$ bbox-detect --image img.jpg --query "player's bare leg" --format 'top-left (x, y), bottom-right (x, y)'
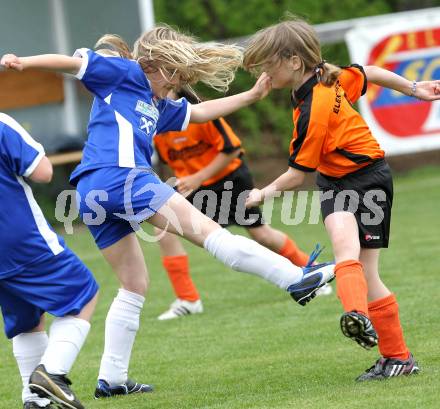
top-left (94, 235), bottom-right (153, 398)
top-left (325, 212), bottom-right (377, 349)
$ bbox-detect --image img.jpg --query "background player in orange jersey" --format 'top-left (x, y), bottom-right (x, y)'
top-left (243, 15), bottom-right (440, 381)
top-left (153, 89), bottom-right (331, 320)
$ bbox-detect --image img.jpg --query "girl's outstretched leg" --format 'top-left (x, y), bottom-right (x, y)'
top-left (148, 193), bottom-right (334, 305)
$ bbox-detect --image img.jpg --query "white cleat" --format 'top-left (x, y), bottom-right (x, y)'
top-left (288, 262), bottom-right (335, 306)
top-left (157, 298), bottom-right (204, 320)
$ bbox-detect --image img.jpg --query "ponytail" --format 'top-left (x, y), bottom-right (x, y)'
top-left (94, 25), bottom-right (242, 93)
top-left (316, 62), bottom-right (342, 87)
top-left (94, 34), bottom-right (133, 59)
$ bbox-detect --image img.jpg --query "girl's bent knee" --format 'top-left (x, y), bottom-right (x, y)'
top-left (121, 279), bottom-right (149, 296)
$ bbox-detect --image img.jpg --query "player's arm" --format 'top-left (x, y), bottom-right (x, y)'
top-left (190, 73), bottom-right (272, 123)
top-left (1, 53), bottom-right (82, 75)
top-left (364, 65), bottom-right (440, 101)
top-left (29, 156), bottom-right (53, 183)
top-left (245, 167), bottom-right (305, 208)
top-left (176, 150), bottom-right (241, 196)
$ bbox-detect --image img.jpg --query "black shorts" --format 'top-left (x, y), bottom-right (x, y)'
top-left (316, 159), bottom-right (393, 248)
top-left (186, 163), bottom-right (264, 228)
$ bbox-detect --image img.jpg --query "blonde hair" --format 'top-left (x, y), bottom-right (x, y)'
top-left (243, 15), bottom-right (341, 87)
top-left (95, 24), bottom-right (243, 93)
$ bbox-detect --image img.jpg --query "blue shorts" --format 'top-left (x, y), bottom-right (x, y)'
top-left (0, 247), bottom-right (98, 339)
top-left (76, 167), bottom-right (175, 249)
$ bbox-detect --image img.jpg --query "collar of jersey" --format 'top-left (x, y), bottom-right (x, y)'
top-left (291, 75), bottom-right (318, 108)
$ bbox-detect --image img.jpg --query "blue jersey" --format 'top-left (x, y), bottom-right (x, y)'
top-left (0, 113), bottom-right (65, 278)
top-left (70, 49), bottom-right (191, 185)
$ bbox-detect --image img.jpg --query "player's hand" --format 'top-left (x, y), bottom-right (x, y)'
top-left (250, 72), bottom-right (272, 101)
top-left (245, 188), bottom-right (264, 208)
top-left (176, 174), bottom-right (203, 197)
top-left (0, 54), bottom-right (24, 71)
top-left (413, 80), bottom-right (440, 101)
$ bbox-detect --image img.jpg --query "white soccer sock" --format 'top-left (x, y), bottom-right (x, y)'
top-left (13, 331), bottom-right (51, 406)
top-left (40, 317), bottom-right (91, 375)
top-left (98, 288), bottom-right (145, 386)
top-left (204, 228), bottom-right (303, 289)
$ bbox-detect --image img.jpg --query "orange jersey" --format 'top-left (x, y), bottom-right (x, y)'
top-left (289, 65), bottom-right (384, 178)
top-left (154, 118), bottom-right (243, 186)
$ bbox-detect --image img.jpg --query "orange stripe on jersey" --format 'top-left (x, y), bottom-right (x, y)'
top-left (289, 65), bottom-right (384, 178)
top-left (154, 118), bottom-right (243, 186)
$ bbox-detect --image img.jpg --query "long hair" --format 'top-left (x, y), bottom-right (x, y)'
top-left (95, 24), bottom-right (242, 93)
top-left (176, 87), bottom-right (203, 104)
top-left (243, 15), bottom-right (341, 87)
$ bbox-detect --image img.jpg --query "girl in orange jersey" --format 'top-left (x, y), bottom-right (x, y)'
top-left (243, 16), bottom-right (440, 381)
top-left (154, 89), bottom-right (330, 320)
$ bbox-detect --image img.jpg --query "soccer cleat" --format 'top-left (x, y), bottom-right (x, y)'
top-left (340, 311), bottom-right (378, 350)
top-left (29, 364), bottom-right (83, 409)
top-left (94, 378), bottom-right (154, 398)
top-left (356, 353), bottom-right (420, 381)
top-left (287, 262), bottom-right (335, 306)
top-left (24, 402), bottom-right (54, 409)
top-left (292, 243), bottom-right (333, 301)
top-left (157, 298), bottom-right (203, 320)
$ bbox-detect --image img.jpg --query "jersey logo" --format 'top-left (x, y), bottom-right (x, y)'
top-left (333, 81), bottom-right (343, 114)
top-left (139, 116), bottom-right (156, 135)
top-left (168, 140), bottom-right (211, 161)
top-left (135, 100), bottom-right (159, 122)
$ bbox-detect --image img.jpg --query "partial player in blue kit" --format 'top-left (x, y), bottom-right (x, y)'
top-left (1, 24), bottom-right (334, 400)
top-left (0, 113), bottom-right (99, 409)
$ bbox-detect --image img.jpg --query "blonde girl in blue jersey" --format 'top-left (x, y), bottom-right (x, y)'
top-left (1, 25), bottom-right (334, 399)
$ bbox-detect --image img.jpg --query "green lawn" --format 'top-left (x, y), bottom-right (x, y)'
top-left (1, 165), bottom-right (440, 409)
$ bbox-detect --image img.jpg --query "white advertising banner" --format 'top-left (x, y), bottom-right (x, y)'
top-left (346, 13), bottom-right (440, 155)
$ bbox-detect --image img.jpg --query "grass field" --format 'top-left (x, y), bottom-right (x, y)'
top-left (1, 165), bottom-right (440, 409)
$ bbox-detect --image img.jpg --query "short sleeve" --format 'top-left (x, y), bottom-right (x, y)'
top-left (205, 119), bottom-right (241, 153)
top-left (338, 64), bottom-right (367, 104)
top-left (288, 110), bottom-right (327, 172)
top-left (156, 97), bottom-right (191, 134)
top-left (74, 48), bottom-right (130, 99)
top-left (0, 114), bottom-right (45, 177)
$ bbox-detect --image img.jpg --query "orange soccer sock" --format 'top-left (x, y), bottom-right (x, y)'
top-left (278, 235), bottom-right (309, 267)
top-left (335, 260), bottom-right (368, 316)
top-left (368, 294), bottom-right (410, 360)
top-left (162, 255), bottom-right (200, 302)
